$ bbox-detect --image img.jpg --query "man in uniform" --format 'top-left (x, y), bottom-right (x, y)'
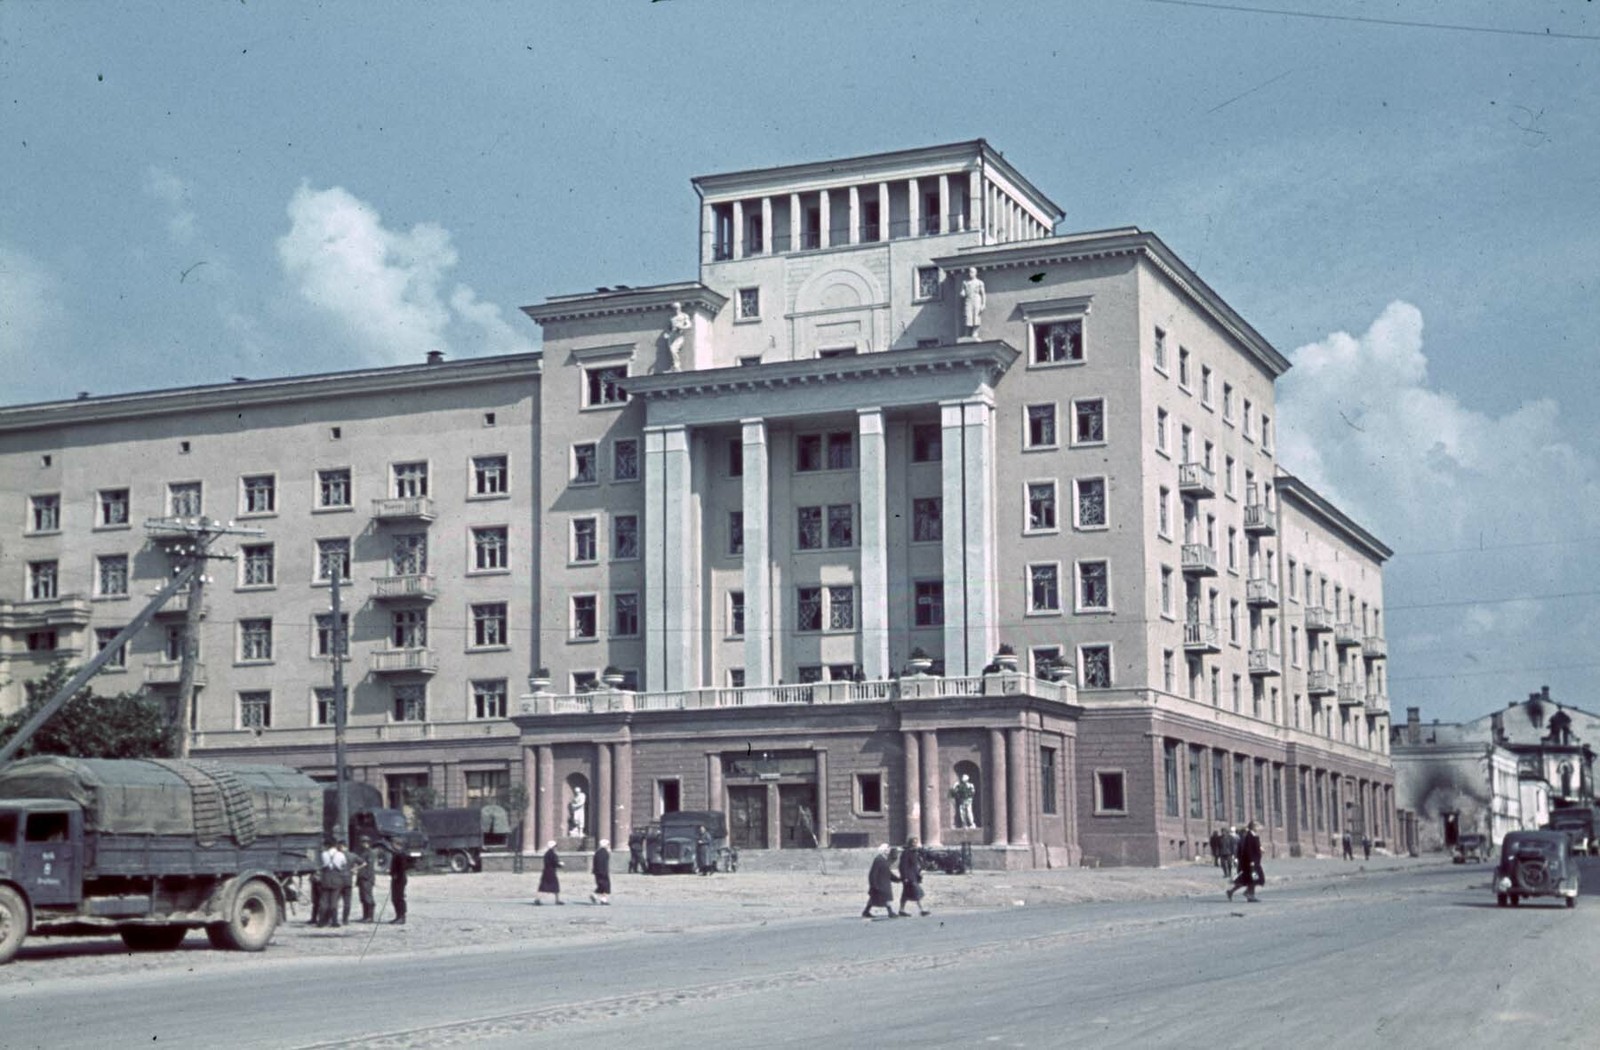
top-left (353, 836), bottom-right (378, 922)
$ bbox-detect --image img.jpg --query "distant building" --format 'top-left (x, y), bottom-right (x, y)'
top-left (1, 140), bottom-right (1396, 865)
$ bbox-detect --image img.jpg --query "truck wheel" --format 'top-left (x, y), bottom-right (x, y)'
top-left (208, 879), bottom-right (280, 952)
top-left (120, 926), bottom-right (189, 952)
top-left (0, 886), bottom-right (28, 965)
top-left (449, 850), bottom-right (472, 874)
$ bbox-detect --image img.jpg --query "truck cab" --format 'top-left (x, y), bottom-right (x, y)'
top-left (0, 801), bottom-right (85, 908)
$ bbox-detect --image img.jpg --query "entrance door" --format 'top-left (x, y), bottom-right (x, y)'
top-left (727, 786), bottom-right (767, 850)
top-left (779, 784), bottom-right (818, 849)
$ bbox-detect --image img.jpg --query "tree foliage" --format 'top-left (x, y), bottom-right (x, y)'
top-left (0, 662), bottom-right (174, 760)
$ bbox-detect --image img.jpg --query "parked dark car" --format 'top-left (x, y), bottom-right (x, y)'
top-left (644, 810), bottom-right (737, 874)
top-left (1494, 830), bottom-right (1579, 908)
top-left (1453, 834), bottom-right (1487, 864)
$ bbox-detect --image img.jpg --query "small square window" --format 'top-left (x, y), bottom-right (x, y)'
top-left (1073, 399), bottom-right (1106, 445)
top-left (1031, 319), bottom-right (1083, 365)
top-left (1025, 404), bottom-right (1057, 449)
top-left (473, 455), bottom-right (509, 496)
top-left (239, 691), bottom-right (272, 730)
top-left (483, 412), bottom-right (497, 427)
top-left (915, 266), bottom-right (942, 301)
top-left (28, 494), bottom-right (60, 533)
top-left (472, 526), bottom-right (509, 571)
top-left (472, 679), bottom-right (508, 719)
top-left (856, 773), bottom-right (885, 814)
top-left (470, 603), bottom-right (508, 648)
top-left (318, 469), bottom-right (352, 509)
top-left (98, 488), bottom-right (130, 527)
top-left (586, 365), bottom-right (628, 407)
top-left (737, 287), bottom-right (761, 320)
top-left (241, 474), bottom-right (276, 515)
top-left (1095, 770), bottom-right (1126, 814)
top-left (911, 424), bottom-right (941, 462)
top-left (1028, 563), bottom-right (1061, 613)
top-left (392, 462), bottom-right (428, 499)
top-left (168, 481), bottom-right (203, 518)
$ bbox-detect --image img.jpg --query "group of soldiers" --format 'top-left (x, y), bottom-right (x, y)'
top-left (308, 836), bottom-right (410, 927)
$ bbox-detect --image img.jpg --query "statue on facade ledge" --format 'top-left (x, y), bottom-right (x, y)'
top-left (950, 773), bottom-right (977, 828)
top-left (960, 268), bottom-right (986, 339)
top-left (662, 302), bottom-right (692, 371)
top-left (568, 785), bottom-right (587, 836)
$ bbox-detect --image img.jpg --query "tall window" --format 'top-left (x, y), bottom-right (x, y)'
top-left (315, 613), bottom-right (350, 657)
top-left (826, 504), bottom-right (854, 548)
top-left (1040, 747), bottom-right (1058, 814)
top-left (797, 506), bottom-right (822, 550)
top-left (1075, 477), bottom-right (1107, 528)
top-left (392, 462), bottom-right (428, 499)
top-left (239, 618), bottom-right (273, 661)
top-left (239, 691), bottom-right (272, 729)
top-left (728, 511), bottom-right (744, 555)
top-left (571, 444), bottom-right (597, 484)
top-left (317, 538), bottom-right (351, 582)
top-left (613, 515), bottom-right (639, 560)
top-left (612, 439), bottom-right (639, 481)
top-left (915, 581), bottom-right (944, 626)
top-left (240, 544), bottom-right (275, 586)
top-left (29, 494), bottom-right (60, 532)
top-left (1026, 404), bottom-right (1057, 448)
top-left (169, 481), bottom-right (203, 517)
top-left (473, 455), bottom-right (508, 496)
top-left (586, 365), bottom-right (628, 406)
top-left (96, 554), bottom-right (129, 597)
top-left (1029, 564), bottom-right (1061, 613)
top-left (392, 533), bottom-right (427, 575)
top-left (1153, 326), bottom-right (1168, 371)
top-left (572, 518), bottom-right (597, 563)
top-left (472, 679), bottom-right (508, 719)
top-left (391, 609), bottom-right (427, 649)
top-left (571, 596), bottom-right (597, 640)
top-left (1164, 741), bottom-right (1180, 817)
top-left (99, 488), bottom-right (130, 527)
top-left (471, 602), bottom-right (508, 648)
top-left (1189, 746), bottom-right (1206, 819)
top-left (1027, 482), bottom-right (1058, 531)
top-left (614, 592), bottom-right (640, 637)
top-left (828, 585), bottom-right (855, 630)
top-left (913, 498), bottom-right (941, 542)
top-left (95, 627), bottom-right (127, 669)
top-left (728, 591), bottom-right (745, 636)
top-left (826, 432), bottom-right (854, 470)
top-left (1077, 560), bottom-right (1110, 610)
top-left (318, 469), bottom-right (351, 508)
top-left (1081, 645), bottom-right (1112, 688)
top-left (1158, 485), bottom-right (1171, 537)
top-left (242, 474), bottom-right (276, 514)
top-left (1074, 399), bottom-right (1106, 444)
top-left (795, 434), bottom-right (823, 472)
top-left (796, 587), bottom-right (823, 631)
top-left (472, 527), bottom-right (508, 571)
top-left (393, 684), bottom-right (426, 723)
top-left (1178, 347), bottom-right (1191, 388)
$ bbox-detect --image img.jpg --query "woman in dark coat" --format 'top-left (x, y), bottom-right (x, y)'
top-left (590, 839), bottom-right (612, 905)
top-left (695, 825), bottom-right (713, 875)
top-left (897, 836), bottom-right (930, 916)
top-left (536, 839), bottom-right (564, 905)
top-left (1226, 820), bottom-right (1264, 902)
top-left (387, 846), bottom-right (409, 925)
top-left (861, 843), bottom-right (900, 920)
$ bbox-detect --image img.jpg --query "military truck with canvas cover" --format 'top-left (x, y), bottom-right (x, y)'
top-left (0, 756), bottom-right (322, 963)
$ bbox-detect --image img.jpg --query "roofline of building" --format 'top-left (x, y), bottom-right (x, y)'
top-left (0, 352), bottom-right (543, 433)
top-left (936, 227), bottom-right (1291, 378)
top-left (1275, 471), bottom-right (1393, 562)
top-left (522, 282), bottom-right (728, 326)
top-left (692, 139), bottom-right (1065, 223)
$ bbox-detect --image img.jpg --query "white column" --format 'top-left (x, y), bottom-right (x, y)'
top-left (967, 169), bottom-right (981, 232)
top-left (701, 202), bottom-right (715, 264)
top-left (645, 425), bottom-right (695, 691)
top-left (908, 178), bottom-right (921, 237)
top-left (939, 402), bottom-right (968, 672)
top-left (760, 197), bottom-right (773, 255)
top-left (645, 427), bottom-right (668, 689)
top-left (732, 200), bottom-right (745, 259)
top-left (789, 192), bottom-right (801, 252)
top-left (961, 398), bottom-right (996, 674)
top-left (741, 419), bottom-right (773, 686)
top-left (877, 181), bottom-right (890, 241)
top-left (938, 174), bottom-right (950, 234)
top-left (858, 409), bottom-right (889, 680)
top-left (848, 185), bottom-right (860, 245)
top-left (818, 188), bottom-right (831, 249)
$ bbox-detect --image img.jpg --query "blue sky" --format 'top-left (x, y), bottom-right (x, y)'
top-left (3, 1), bottom-right (1597, 725)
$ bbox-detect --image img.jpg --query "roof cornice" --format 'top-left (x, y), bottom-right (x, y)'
top-left (1276, 471), bottom-right (1393, 562)
top-left (522, 282), bottom-right (727, 327)
top-left (936, 228), bottom-right (1292, 378)
top-left (0, 353), bottom-right (542, 434)
top-left (621, 341), bottom-right (1020, 402)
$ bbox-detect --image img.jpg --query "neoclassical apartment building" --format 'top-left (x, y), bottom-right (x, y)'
top-left (0, 141), bottom-right (1394, 865)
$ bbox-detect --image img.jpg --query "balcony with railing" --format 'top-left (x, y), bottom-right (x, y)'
top-left (1363, 635), bottom-right (1388, 659)
top-left (150, 589), bottom-right (204, 617)
top-left (1243, 503), bottom-right (1277, 535)
top-left (1364, 688), bottom-right (1389, 713)
top-left (1337, 680), bottom-right (1364, 706)
top-left (1334, 622), bottom-right (1362, 648)
top-left (1306, 669), bottom-right (1335, 696)
top-left (371, 647), bottom-right (439, 676)
top-left (518, 671), bottom-right (1074, 716)
top-left (1305, 606), bottom-right (1333, 633)
top-left (1246, 578), bottom-right (1280, 608)
top-left (1184, 621), bottom-right (1220, 653)
top-left (143, 661), bottom-right (206, 686)
top-left (371, 574), bottom-right (439, 602)
top-left (371, 496), bottom-right (436, 523)
top-left (1248, 649), bottom-right (1281, 677)
top-left (1181, 544), bottom-right (1219, 577)
top-left (1178, 462), bottom-right (1216, 499)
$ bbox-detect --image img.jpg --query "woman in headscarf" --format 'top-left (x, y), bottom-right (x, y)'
top-left (898, 836), bottom-right (930, 916)
top-left (861, 843), bottom-right (900, 920)
top-left (536, 839), bottom-right (564, 905)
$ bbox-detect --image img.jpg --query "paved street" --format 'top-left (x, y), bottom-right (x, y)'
top-left (2, 857), bottom-right (1596, 1049)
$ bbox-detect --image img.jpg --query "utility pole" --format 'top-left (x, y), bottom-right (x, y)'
top-left (146, 516), bottom-right (264, 758)
top-left (331, 564), bottom-right (351, 841)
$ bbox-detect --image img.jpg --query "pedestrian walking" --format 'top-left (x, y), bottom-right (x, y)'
top-left (898, 836), bottom-right (930, 916)
top-left (1342, 831), bottom-right (1354, 860)
top-left (1361, 833), bottom-right (1372, 861)
top-left (535, 840), bottom-right (564, 905)
top-left (1220, 825), bottom-right (1238, 880)
top-left (387, 845), bottom-right (410, 925)
top-left (1226, 820), bottom-right (1265, 903)
top-left (695, 824), bottom-right (712, 876)
top-left (627, 828), bottom-right (647, 874)
top-left (353, 835), bottom-right (377, 922)
top-left (591, 839), bottom-right (612, 905)
top-left (861, 843), bottom-right (900, 920)
top-left (1209, 828), bottom-right (1224, 868)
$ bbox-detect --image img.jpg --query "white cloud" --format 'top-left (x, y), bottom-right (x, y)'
top-left (276, 184), bottom-right (534, 365)
top-left (0, 243), bottom-right (66, 373)
top-left (143, 166), bottom-right (197, 244)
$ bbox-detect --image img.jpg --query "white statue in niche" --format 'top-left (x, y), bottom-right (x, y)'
top-left (960, 268), bottom-right (986, 338)
top-left (663, 302), bottom-right (691, 371)
top-left (568, 785), bottom-right (587, 836)
top-left (950, 773), bottom-right (977, 828)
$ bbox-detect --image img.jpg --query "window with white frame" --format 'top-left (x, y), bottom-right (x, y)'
top-left (613, 515), bottom-right (639, 560)
top-left (391, 608), bottom-right (427, 649)
top-left (1027, 481), bottom-right (1058, 531)
top-left (728, 591), bottom-right (745, 636)
top-left (392, 462), bottom-right (428, 499)
top-left (471, 602), bottom-right (508, 648)
top-left (572, 518), bottom-right (597, 563)
top-left (586, 364), bottom-right (628, 407)
top-left (1154, 326), bottom-right (1168, 372)
top-left (168, 481), bottom-right (203, 518)
top-left (29, 494), bottom-right (60, 533)
top-left (95, 626), bottom-right (127, 669)
top-left (1158, 485), bottom-right (1172, 538)
top-left (241, 474), bottom-right (276, 514)
top-left (472, 679), bottom-right (508, 719)
top-left (1095, 769), bottom-right (1126, 814)
top-left (614, 592), bottom-right (640, 637)
top-left (1025, 404), bottom-right (1057, 448)
top-left (796, 586), bottom-right (823, 632)
top-left (571, 444), bottom-right (598, 485)
top-left (1201, 365), bottom-right (1213, 406)
top-left (96, 554), bottom-right (129, 597)
top-left (1243, 398), bottom-right (1254, 439)
top-left (316, 538), bottom-right (351, 582)
top-left (472, 526), bottom-right (509, 571)
top-left (1160, 566), bottom-right (1174, 618)
top-left (912, 498), bottom-right (941, 542)
top-left (1080, 645), bottom-right (1113, 688)
top-left (914, 580), bottom-right (944, 626)
top-left (1261, 414), bottom-right (1273, 451)
top-left (736, 287), bottom-right (760, 320)
top-left (1031, 318), bottom-right (1083, 365)
top-left (1077, 560), bottom-right (1110, 611)
top-left (317, 690), bottom-right (342, 727)
top-left (1178, 347), bottom-right (1191, 389)
top-left (315, 612), bottom-right (350, 657)
top-left (1156, 408), bottom-right (1169, 454)
top-left (1222, 383), bottom-right (1234, 422)
top-left (392, 683), bottom-right (426, 722)
top-left (612, 439), bottom-right (639, 481)
top-left (1028, 563), bottom-right (1061, 613)
top-left (915, 266), bottom-right (942, 301)
top-left (1073, 398), bottom-right (1105, 444)
top-left (1225, 456), bottom-right (1236, 498)
top-left (1075, 477), bottom-right (1107, 529)
top-left (829, 585), bottom-right (855, 630)
top-left (571, 595), bottom-right (597, 640)
top-left (240, 544), bottom-right (275, 587)
top-left (99, 488), bottom-right (130, 527)
top-left (239, 691), bottom-right (272, 730)
top-left (318, 469), bottom-right (351, 509)
top-left (472, 455), bottom-right (508, 496)
top-left (239, 618), bottom-right (273, 662)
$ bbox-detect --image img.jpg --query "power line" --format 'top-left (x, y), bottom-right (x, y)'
top-left (1391, 536), bottom-right (1600, 558)
top-left (1388, 660), bottom-right (1600, 685)
top-left (1387, 588), bottom-right (1600, 613)
top-left (1143, 0), bottom-right (1600, 42)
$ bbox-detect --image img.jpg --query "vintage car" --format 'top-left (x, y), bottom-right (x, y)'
top-left (1494, 830), bottom-right (1579, 908)
top-left (643, 810), bottom-right (738, 874)
top-left (1453, 834), bottom-right (1488, 864)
